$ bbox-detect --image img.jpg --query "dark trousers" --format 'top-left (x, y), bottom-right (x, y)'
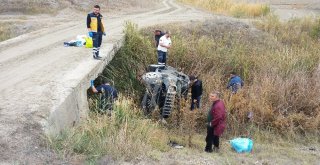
top-left (157, 50), bottom-right (167, 64)
top-left (92, 32), bottom-right (103, 56)
top-left (205, 126), bottom-right (220, 151)
top-left (191, 96), bottom-right (201, 110)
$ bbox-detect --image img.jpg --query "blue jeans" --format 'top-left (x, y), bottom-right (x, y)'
top-left (157, 50), bottom-right (167, 64)
top-left (92, 32), bottom-right (103, 48)
top-left (191, 96), bottom-right (201, 110)
top-left (92, 32), bottom-right (103, 57)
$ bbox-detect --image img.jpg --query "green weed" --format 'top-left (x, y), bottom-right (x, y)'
top-left (102, 22), bottom-right (155, 97)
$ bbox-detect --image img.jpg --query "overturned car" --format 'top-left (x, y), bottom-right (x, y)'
top-left (141, 64), bottom-right (190, 118)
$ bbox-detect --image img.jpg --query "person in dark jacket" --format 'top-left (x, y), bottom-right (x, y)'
top-left (91, 77), bottom-right (118, 112)
top-left (190, 75), bottom-right (203, 110)
top-left (154, 29), bottom-right (165, 47)
top-left (205, 91), bottom-right (226, 153)
top-left (87, 5), bottom-right (106, 59)
top-left (227, 71), bottom-right (244, 94)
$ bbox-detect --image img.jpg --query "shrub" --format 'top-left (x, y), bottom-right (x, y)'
top-left (136, 19), bottom-right (320, 138)
top-left (103, 22), bottom-right (155, 96)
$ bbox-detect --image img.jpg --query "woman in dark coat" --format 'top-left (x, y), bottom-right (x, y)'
top-left (205, 91), bottom-right (227, 153)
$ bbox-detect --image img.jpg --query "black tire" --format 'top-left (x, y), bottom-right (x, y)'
top-left (142, 93), bottom-right (155, 115)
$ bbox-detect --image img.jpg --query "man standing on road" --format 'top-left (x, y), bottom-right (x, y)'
top-left (157, 31), bottom-right (171, 65)
top-left (190, 75), bottom-right (203, 110)
top-left (205, 91), bottom-right (226, 153)
top-left (87, 5), bottom-right (106, 59)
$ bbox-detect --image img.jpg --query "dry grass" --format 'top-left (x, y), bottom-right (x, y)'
top-left (49, 95), bottom-right (169, 162)
top-left (0, 0), bottom-right (67, 14)
top-left (0, 22), bottom-right (38, 42)
top-left (141, 16), bottom-right (320, 139)
top-left (177, 0), bottom-right (270, 18)
top-left (0, 23), bottom-right (12, 42)
top-left (50, 20), bottom-right (320, 162)
top-left (103, 19), bottom-right (320, 142)
top-left (220, 140), bottom-right (319, 164)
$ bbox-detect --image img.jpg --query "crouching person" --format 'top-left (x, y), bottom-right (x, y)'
top-left (91, 77), bottom-right (118, 114)
top-left (205, 91), bottom-right (226, 153)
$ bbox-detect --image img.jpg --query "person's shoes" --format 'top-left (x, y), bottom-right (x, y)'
top-left (93, 54), bottom-right (102, 59)
top-left (205, 148), bottom-right (213, 153)
top-left (95, 51), bottom-right (102, 59)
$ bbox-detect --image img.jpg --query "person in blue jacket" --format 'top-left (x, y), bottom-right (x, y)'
top-left (91, 77), bottom-right (118, 112)
top-left (227, 72), bottom-right (244, 94)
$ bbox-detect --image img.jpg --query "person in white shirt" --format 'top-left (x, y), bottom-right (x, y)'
top-left (157, 31), bottom-right (172, 65)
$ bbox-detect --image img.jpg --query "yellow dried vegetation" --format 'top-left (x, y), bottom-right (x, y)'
top-left (178, 0), bottom-right (270, 17)
top-left (0, 24), bottom-right (11, 42)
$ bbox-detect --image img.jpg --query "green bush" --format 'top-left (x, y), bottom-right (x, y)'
top-left (103, 22), bottom-right (155, 97)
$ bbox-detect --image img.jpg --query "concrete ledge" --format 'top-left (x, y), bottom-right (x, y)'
top-left (45, 36), bottom-right (125, 136)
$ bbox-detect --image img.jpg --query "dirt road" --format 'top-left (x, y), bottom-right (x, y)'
top-left (0, 0), bottom-right (214, 163)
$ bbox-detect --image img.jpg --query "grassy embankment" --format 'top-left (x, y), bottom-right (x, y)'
top-left (177, 0), bottom-right (270, 18)
top-left (49, 16), bottom-right (320, 163)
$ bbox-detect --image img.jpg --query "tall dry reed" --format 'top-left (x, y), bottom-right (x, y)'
top-left (178, 0), bottom-right (270, 18)
top-left (141, 17), bottom-right (320, 139)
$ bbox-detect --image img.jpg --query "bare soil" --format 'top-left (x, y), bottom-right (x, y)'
top-left (0, 0), bottom-right (319, 164)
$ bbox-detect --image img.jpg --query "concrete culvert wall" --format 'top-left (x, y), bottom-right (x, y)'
top-left (45, 37), bottom-right (124, 136)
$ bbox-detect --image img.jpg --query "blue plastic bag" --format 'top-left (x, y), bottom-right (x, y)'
top-left (230, 138), bottom-right (253, 153)
top-left (76, 40), bottom-right (83, 47)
